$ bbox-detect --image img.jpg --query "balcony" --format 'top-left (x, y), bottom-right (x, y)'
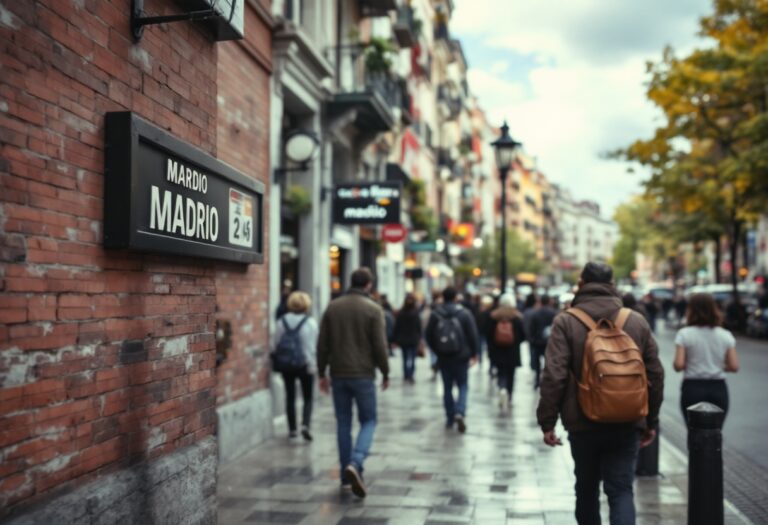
top-left (358, 0), bottom-right (397, 17)
top-left (437, 83), bottom-right (462, 120)
top-left (397, 78), bottom-right (413, 124)
top-left (434, 20), bottom-right (449, 41)
top-left (393, 6), bottom-right (418, 48)
top-left (326, 44), bottom-right (400, 133)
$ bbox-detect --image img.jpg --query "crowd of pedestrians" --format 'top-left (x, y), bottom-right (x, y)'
top-left (268, 261), bottom-right (741, 524)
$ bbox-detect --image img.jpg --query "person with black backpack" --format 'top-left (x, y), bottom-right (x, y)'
top-left (425, 286), bottom-right (479, 433)
top-left (271, 291), bottom-right (318, 441)
top-left (486, 293), bottom-right (525, 411)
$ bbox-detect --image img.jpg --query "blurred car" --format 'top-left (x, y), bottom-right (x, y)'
top-left (642, 285), bottom-right (675, 301)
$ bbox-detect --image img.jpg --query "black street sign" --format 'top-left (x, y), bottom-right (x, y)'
top-left (104, 112), bottom-right (264, 264)
top-left (332, 182), bottom-right (402, 225)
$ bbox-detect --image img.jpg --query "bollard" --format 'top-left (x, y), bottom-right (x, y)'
top-left (687, 402), bottom-right (725, 525)
top-left (635, 426), bottom-right (660, 476)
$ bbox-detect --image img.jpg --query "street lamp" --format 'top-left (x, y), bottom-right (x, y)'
top-left (491, 121), bottom-right (522, 295)
top-left (273, 129), bottom-right (320, 181)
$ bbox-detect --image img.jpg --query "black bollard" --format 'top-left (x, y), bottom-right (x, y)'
top-left (687, 402), bottom-right (725, 525)
top-left (635, 426), bottom-right (660, 476)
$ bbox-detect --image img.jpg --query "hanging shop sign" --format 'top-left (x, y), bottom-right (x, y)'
top-left (407, 240), bottom-right (437, 252)
top-left (332, 182), bottom-right (402, 225)
top-left (103, 112), bottom-right (264, 264)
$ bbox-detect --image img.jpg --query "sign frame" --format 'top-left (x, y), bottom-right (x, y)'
top-left (104, 111), bottom-right (264, 264)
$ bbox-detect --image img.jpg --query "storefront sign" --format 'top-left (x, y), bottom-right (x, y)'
top-left (103, 112), bottom-right (264, 264)
top-left (381, 224), bottom-right (407, 243)
top-left (407, 241), bottom-right (437, 252)
top-left (332, 182), bottom-right (402, 225)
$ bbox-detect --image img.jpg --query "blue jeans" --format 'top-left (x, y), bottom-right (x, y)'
top-left (331, 378), bottom-right (377, 483)
top-left (402, 345), bottom-right (417, 380)
top-left (568, 429), bottom-right (640, 525)
top-left (439, 359), bottom-right (468, 424)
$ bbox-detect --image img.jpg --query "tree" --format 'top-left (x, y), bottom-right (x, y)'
top-left (616, 0), bottom-right (768, 320)
top-left (611, 196), bottom-right (675, 280)
top-left (463, 230), bottom-right (543, 281)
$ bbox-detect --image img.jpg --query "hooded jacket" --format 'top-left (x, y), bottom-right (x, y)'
top-left (486, 306), bottom-right (526, 367)
top-left (536, 282), bottom-right (664, 433)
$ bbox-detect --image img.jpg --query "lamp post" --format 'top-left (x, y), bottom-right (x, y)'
top-left (491, 121), bottom-right (521, 295)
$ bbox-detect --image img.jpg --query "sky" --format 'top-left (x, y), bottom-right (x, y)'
top-left (451, 0), bottom-right (714, 218)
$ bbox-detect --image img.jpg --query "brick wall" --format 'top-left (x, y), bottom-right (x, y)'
top-left (214, 2), bottom-right (272, 406)
top-left (0, 0), bottom-right (224, 515)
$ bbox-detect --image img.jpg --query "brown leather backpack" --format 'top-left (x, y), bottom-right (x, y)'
top-left (567, 307), bottom-right (649, 423)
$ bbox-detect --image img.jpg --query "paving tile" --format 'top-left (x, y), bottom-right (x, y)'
top-left (218, 352), bottom-right (710, 525)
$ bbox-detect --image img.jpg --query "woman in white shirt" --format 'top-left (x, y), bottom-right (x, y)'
top-left (273, 291), bottom-right (318, 440)
top-left (674, 293), bottom-right (740, 423)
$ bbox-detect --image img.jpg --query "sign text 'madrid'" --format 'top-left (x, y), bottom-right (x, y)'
top-left (104, 111), bottom-right (264, 264)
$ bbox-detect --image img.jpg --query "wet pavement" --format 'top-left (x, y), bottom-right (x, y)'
top-left (218, 350), bottom-right (752, 524)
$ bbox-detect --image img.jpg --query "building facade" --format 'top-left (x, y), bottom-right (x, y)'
top-left (0, 0), bottom-right (272, 522)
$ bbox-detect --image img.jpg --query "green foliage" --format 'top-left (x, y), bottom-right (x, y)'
top-left (615, 0), bottom-right (768, 289)
top-left (285, 185), bottom-right (312, 216)
top-left (364, 37), bottom-right (396, 73)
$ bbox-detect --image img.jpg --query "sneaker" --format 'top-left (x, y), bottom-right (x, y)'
top-left (301, 426), bottom-right (313, 442)
top-left (289, 430), bottom-right (298, 439)
top-left (455, 414), bottom-right (466, 434)
top-left (498, 389), bottom-right (508, 410)
top-left (344, 464), bottom-right (367, 498)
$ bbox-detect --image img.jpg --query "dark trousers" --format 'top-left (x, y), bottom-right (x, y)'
top-left (401, 345), bottom-right (417, 380)
top-left (531, 344), bottom-right (546, 388)
top-left (569, 429), bottom-right (640, 525)
top-left (439, 359), bottom-right (469, 424)
top-left (680, 379), bottom-right (729, 423)
top-left (496, 364), bottom-right (516, 397)
top-left (282, 370), bottom-right (314, 432)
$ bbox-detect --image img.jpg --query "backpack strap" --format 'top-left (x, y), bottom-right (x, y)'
top-left (283, 315), bottom-right (309, 333)
top-left (566, 307), bottom-right (597, 330)
top-left (614, 308), bottom-right (631, 330)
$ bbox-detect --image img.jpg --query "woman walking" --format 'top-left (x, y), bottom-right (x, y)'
top-left (673, 293), bottom-right (740, 423)
top-left (393, 293), bottom-right (423, 384)
top-left (274, 291), bottom-right (318, 440)
top-left (486, 294), bottom-right (526, 410)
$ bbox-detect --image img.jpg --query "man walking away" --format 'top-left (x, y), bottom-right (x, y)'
top-left (537, 262), bottom-right (664, 525)
top-left (426, 287), bottom-right (479, 433)
top-left (317, 267), bottom-right (390, 498)
top-left (529, 295), bottom-right (558, 389)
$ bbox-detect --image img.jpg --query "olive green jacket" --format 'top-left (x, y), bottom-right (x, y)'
top-left (317, 289), bottom-right (390, 380)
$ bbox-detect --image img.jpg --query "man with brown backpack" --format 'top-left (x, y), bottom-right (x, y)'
top-left (536, 262), bottom-right (664, 525)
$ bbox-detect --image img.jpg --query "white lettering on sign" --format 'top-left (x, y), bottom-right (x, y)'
top-left (150, 185), bottom-right (219, 241)
top-left (343, 205), bottom-right (388, 219)
top-left (166, 158), bottom-right (208, 194)
top-left (228, 188), bottom-right (253, 248)
top-left (336, 184), bottom-right (400, 200)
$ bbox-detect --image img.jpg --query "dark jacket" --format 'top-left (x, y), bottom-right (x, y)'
top-left (486, 306), bottom-right (526, 367)
top-left (529, 306), bottom-right (558, 348)
top-left (317, 289), bottom-right (390, 380)
top-left (536, 282), bottom-right (664, 433)
top-left (393, 308), bottom-right (422, 347)
top-left (425, 303), bottom-right (479, 362)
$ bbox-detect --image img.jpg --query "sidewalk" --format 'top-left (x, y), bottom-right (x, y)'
top-left (218, 352), bottom-right (749, 525)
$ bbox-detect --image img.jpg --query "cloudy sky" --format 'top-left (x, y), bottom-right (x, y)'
top-left (452, 0), bottom-right (713, 218)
